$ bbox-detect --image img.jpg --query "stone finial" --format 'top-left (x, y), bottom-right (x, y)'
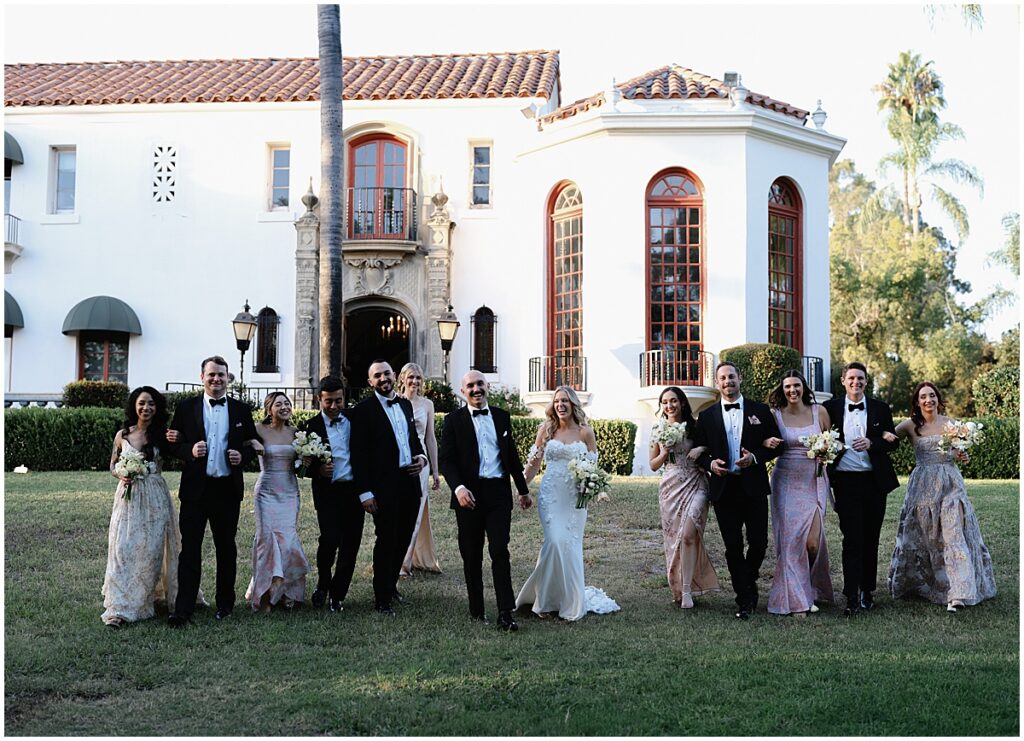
top-left (729, 73), bottom-right (748, 109)
top-left (604, 77), bottom-right (621, 107)
top-left (811, 100), bottom-right (827, 129)
top-left (429, 179), bottom-right (450, 225)
top-left (301, 178), bottom-right (319, 212)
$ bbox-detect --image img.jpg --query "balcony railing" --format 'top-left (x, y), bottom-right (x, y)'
top-left (5, 213), bottom-right (20, 244)
top-left (802, 355), bottom-right (825, 394)
top-left (528, 355), bottom-right (588, 393)
top-left (165, 383), bottom-right (319, 410)
top-left (639, 348), bottom-right (715, 387)
top-left (347, 187), bottom-right (417, 241)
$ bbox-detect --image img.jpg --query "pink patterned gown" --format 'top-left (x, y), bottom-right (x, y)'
top-left (767, 408), bottom-right (835, 614)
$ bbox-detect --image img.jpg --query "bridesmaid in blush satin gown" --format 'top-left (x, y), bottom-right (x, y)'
top-left (397, 362), bottom-right (442, 575)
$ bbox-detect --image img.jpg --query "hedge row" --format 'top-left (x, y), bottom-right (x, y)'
top-left (887, 416), bottom-right (1020, 479)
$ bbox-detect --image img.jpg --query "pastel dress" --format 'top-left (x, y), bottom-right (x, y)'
top-left (515, 440), bottom-right (620, 621)
top-left (888, 435), bottom-right (996, 606)
top-left (401, 398), bottom-right (442, 575)
top-left (767, 408), bottom-right (835, 615)
top-left (657, 436), bottom-right (720, 602)
top-left (102, 442), bottom-right (198, 624)
top-left (245, 443), bottom-right (310, 608)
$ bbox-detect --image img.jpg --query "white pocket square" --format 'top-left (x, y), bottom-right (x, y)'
top-left (235, 422), bottom-right (243, 427)
top-left (748, 415), bottom-right (761, 425)
top-left (502, 431), bottom-right (508, 437)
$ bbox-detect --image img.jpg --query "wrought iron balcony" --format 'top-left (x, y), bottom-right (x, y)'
top-left (639, 348), bottom-right (715, 387)
top-left (528, 355), bottom-right (588, 393)
top-left (346, 187), bottom-right (417, 241)
top-left (802, 355), bottom-right (825, 393)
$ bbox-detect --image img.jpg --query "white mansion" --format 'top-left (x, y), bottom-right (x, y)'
top-left (4, 50), bottom-right (844, 470)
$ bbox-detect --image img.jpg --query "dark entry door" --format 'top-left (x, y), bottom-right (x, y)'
top-left (344, 307), bottom-right (411, 392)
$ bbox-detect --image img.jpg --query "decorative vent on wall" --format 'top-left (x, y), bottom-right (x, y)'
top-left (152, 145), bottom-right (177, 203)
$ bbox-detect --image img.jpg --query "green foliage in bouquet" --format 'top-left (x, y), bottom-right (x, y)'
top-left (62, 381), bottom-right (129, 409)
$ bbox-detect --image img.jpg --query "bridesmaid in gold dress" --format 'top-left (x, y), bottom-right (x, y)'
top-left (398, 363), bottom-right (442, 575)
top-left (649, 386), bottom-right (720, 609)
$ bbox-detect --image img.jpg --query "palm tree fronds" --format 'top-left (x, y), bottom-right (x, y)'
top-left (930, 185), bottom-right (970, 240)
top-left (923, 159), bottom-right (984, 195)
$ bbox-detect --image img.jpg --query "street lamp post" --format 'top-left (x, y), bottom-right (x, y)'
top-left (436, 303), bottom-right (460, 384)
top-left (232, 300), bottom-right (258, 389)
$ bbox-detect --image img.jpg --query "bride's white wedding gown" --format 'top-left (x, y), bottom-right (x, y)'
top-left (515, 439), bottom-right (620, 621)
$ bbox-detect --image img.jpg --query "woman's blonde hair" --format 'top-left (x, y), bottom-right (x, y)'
top-left (261, 391), bottom-right (293, 425)
top-left (397, 362), bottom-right (425, 396)
top-left (542, 385), bottom-right (587, 441)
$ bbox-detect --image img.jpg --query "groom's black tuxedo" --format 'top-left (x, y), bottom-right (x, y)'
top-left (439, 405), bottom-right (529, 618)
top-left (167, 394), bottom-right (258, 617)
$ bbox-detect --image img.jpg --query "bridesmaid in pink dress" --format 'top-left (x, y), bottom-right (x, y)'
top-left (765, 370), bottom-right (835, 616)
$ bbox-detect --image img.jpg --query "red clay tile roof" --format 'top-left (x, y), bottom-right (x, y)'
top-left (4, 51), bottom-right (560, 107)
top-left (539, 64), bottom-right (808, 126)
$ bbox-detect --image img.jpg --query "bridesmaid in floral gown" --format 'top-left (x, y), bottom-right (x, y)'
top-left (886, 382), bottom-right (996, 612)
top-left (764, 370), bottom-right (835, 616)
top-left (397, 362), bottom-right (442, 575)
top-left (245, 392), bottom-right (310, 612)
top-left (649, 386), bottom-right (720, 609)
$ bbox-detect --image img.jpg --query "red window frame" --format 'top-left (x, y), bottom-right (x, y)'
top-left (768, 178), bottom-right (802, 352)
top-left (347, 134), bottom-right (408, 239)
top-left (547, 183), bottom-right (584, 366)
top-left (78, 331), bottom-right (129, 383)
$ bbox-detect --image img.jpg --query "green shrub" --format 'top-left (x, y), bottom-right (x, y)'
top-left (164, 388), bottom-right (203, 413)
top-left (62, 380), bottom-right (129, 409)
top-left (486, 385), bottom-right (531, 416)
top-left (719, 343), bottom-right (802, 404)
top-left (972, 366), bottom-right (1020, 419)
top-left (423, 379), bottom-right (459, 413)
top-left (888, 416), bottom-right (1019, 479)
top-left (5, 407), bottom-right (122, 471)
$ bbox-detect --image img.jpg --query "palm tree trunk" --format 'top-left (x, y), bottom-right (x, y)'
top-left (317, 4), bottom-right (344, 378)
top-left (901, 163), bottom-right (911, 228)
top-left (910, 161), bottom-right (920, 237)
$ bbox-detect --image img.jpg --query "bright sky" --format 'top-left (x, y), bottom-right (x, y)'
top-left (4, 1), bottom-right (1020, 340)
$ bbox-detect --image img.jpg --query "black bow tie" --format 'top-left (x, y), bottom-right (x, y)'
top-left (472, 408), bottom-right (490, 417)
top-left (723, 403), bottom-right (740, 411)
top-left (386, 397), bottom-right (401, 407)
top-left (848, 402), bottom-right (865, 412)
top-left (329, 418), bottom-right (341, 427)
top-left (209, 397), bottom-right (226, 407)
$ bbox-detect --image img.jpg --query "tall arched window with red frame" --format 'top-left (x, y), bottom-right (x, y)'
top-left (768, 178), bottom-right (802, 352)
top-left (645, 170), bottom-right (704, 384)
top-left (348, 134), bottom-right (409, 239)
top-left (546, 183), bottom-right (585, 389)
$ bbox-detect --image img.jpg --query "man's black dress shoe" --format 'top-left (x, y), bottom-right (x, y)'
top-left (329, 599), bottom-right (344, 613)
top-left (392, 590), bottom-right (411, 606)
top-left (470, 613), bottom-right (490, 625)
top-left (735, 607), bottom-right (750, 620)
top-left (311, 588), bottom-right (327, 608)
top-left (843, 599), bottom-right (861, 617)
top-left (374, 604), bottom-right (396, 617)
top-left (167, 614), bottom-right (189, 628)
top-left (860, 591), bottom-right (875, 611)
top-left (497, 611), bottom-right (519, 632)
top-left (215, 609), bottom-right (232, 620)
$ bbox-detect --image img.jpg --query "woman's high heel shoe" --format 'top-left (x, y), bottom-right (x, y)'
top-left (680, 590), bottom-right (694, 609)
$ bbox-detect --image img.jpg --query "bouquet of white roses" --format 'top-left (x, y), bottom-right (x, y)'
top-left (114, 447), bottom-right (149, 500)
top-left (798, 427), bottom-right (844, 478)
top-left (292, 431), bottom-right (331, 477)
top-left (651, 419), bottom-right (687, 463)
top-left (567, 452), bottom-right (611, 509)
top-left (937, 419), bottom-right (984, 457)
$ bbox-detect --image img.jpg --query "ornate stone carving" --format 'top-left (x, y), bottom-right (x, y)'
top-left (293, 196), bottom-right (320, 389)
top-left (345, 255), bottom-right (403, 297)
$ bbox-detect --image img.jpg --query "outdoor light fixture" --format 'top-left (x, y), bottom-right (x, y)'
top-left (232, 300), bottom-right (258, 387)
top-left (437, 303), bottom-right (460, 382)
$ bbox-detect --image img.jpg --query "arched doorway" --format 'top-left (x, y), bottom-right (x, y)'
top-left (344, 305), bottom-right (412, 392)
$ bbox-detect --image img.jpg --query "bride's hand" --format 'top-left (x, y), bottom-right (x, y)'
top-left (687, 445), bottom-right (706, 462)
top-left (165, 428), bottom-right (180, 444)
top-left (881, 431), bottom-right (898, 443)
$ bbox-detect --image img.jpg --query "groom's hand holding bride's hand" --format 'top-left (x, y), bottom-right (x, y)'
top-left (518, 494), bottom-right (532, 511)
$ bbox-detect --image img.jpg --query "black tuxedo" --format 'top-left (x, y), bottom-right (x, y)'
top-left (167, 394), bottom-right (258, 616)
top-left (822, 395), bottom-right (899, 602)
top-left (300, 410), bottom-right (365, 603)
top-left (693, 397), bottom-right (782, 610)
top-left (349, 394), bottom-right (425, 609)
top-left (439, 405), bottom-right (529, 618)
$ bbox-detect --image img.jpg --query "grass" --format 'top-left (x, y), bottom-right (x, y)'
top-left (4, 471), bottom-right (1019, 736)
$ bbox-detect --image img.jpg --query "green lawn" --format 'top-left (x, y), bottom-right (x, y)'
top-left (4, 472), bottom-right (1019, 736)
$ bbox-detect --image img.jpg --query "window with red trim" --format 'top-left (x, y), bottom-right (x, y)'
top-left (768, 179), bottom-right (802, 351)
top-left (548, 184), bottom-right (583, 368)
top-left (348, 135), bottom-right (408, 239)
top-left (78, 331), bottom-right (129, 383)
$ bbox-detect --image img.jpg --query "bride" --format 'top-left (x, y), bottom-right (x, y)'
top-left (515, 386), bottom-right (620, 621)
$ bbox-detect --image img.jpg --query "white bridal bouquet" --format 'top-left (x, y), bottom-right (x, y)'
top-left (567, 453), bottom-right (611, 509)
top-left (798, 428), bottom-right (845, 477)
top-left (113, 447), bottom-right (150, 500)
top-left (937, 419), bottom-right (985, 457)
top-left (651, 419), bottom-right (687, 463)
top-left (292, 431), bottom-right (331, 477)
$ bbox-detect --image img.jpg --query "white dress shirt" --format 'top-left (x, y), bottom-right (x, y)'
top-left (837, 396), bottom-right (873, 472)
top-left (470, 405), bottom-right (505, 480)
top-left (202, 393), bottom-right (231, 478)
top-left (376, 391), bottom-right (413, 468)
top-left (321, 411), bottom-right (353, 483)
top-left (720, 395), bottom-right (744, 474)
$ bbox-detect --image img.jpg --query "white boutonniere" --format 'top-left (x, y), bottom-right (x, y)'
top-left (747, 415), bottom-right (761, 425)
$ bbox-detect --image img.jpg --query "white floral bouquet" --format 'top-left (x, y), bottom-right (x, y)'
top-left (937, 419), bottom-right (984, 457)
top-left (567, 452), bottom-right (611, 509)
top-left (114, 447), bottom-right (149, 500)
top-left (798, 427), bottom-right (844, 477)
top-left (292, 431), bottom-right (331, 477)
top-left (651, 419), bottom-right (687, 463)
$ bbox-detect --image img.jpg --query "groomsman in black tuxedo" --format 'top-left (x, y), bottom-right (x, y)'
top-left (165, 356), bottom-right (259, 626)
top-left (349, 360), bottom-right (426, 615)
top-left (439, 370), bottom-right (531, 631)
top-left (823, 361), bottom-right (899, 615)
top-left (300, 375), bottom-right (364, 613)
top-left (693, 361), bottom-right (782, 620)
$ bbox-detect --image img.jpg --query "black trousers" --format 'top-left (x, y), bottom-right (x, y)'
top-left (712, 476), bottom-right (769, 609)
top-left (175, 476), bottom-right (240, 617)
top-left (312, 480), bottom-right (366, 603)
top-left (369, 481), bottom-right (420, 608)
top-left (831, 470), bottom-right (888, 600)
top-left (454, 478), bottom-right (515, 618)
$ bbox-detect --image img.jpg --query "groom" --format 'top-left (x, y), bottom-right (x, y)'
top-left (166, 355), bottom-right (258, 626)
top-left (694, 361), bottom-right (782, 620)
top-left (439, 370), bottom-right (531, 632)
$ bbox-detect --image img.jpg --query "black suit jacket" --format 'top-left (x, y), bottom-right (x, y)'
top-left (693, 398), bottom-right (782, 503)
top-left (167, 395), bottom-right (258, 503)
top-left (349, 394), bottom-right (425, 502)
top-left (300, 410), bottom-right (362, 509)
top-left (822, 395), bottom-right (900, 494)
top-left (438, 405), bottom-right (530, 509)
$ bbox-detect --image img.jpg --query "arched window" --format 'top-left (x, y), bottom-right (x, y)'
top-left (255, 307), bottom-right (280, 373)
top-left (645, 170), bottom-right (704, 384)
top-left (471, 306), bottom-right (497, 373)
top-left (768, 178), bottom-right (802, 351)
top-left (547, 183), bottom-right (585, 389)
top-left (348, 134), bottom-right (409, 239)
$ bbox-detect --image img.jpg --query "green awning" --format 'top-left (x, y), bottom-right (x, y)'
top-left (62, 295), bottom-right (142, 335)
top-left (4, 291), bottom-right (24, 329)
top-left (4, 132), bottom-right (24, 165)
